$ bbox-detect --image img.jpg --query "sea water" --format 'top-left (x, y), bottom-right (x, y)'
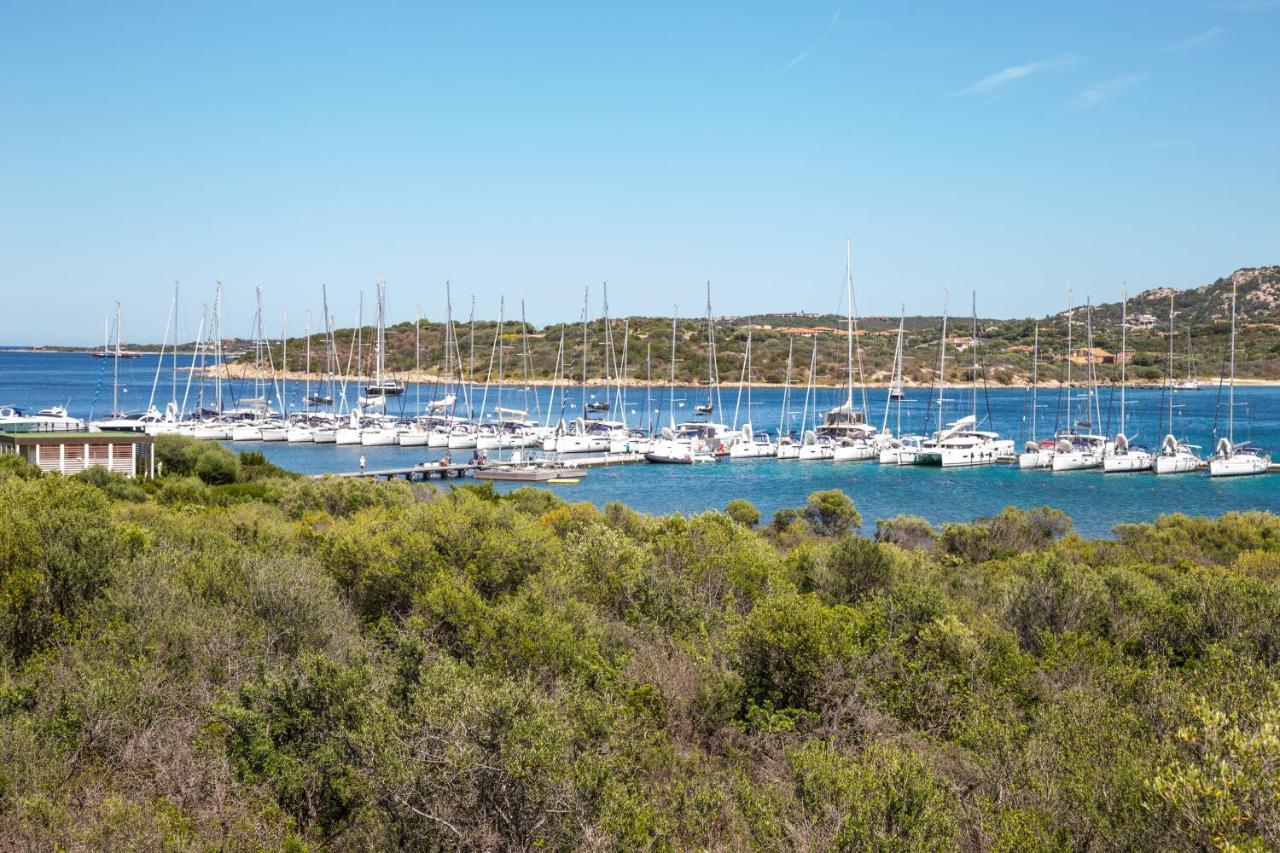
top-left (3, 349), bottom-right (1278, 538)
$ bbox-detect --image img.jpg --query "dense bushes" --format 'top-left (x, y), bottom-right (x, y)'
top-left (2, 459), bottom-right (1279, 849)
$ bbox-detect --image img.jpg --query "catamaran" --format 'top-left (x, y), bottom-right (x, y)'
top-left (1104, 288), bottom-right (1155, 472)
top-left (1208, 281), bottom-right (1270, 477)
top-left (916, 293), bottom-right (1013, 467)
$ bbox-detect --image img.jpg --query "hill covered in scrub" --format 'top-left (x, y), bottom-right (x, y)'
top-left (2, 438), bottom-right (1280, 848)
top-left (241, 266), bottom-right (1280, 386)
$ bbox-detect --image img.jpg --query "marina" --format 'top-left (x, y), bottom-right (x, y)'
top-left (3, 343), bottom-right (1277, 538)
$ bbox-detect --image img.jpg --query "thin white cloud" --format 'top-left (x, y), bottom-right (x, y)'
top-left (1072, 72), bottom-right (1149, 109)
top-left (781, 11), bottom-right (841, 71)
top-left (1162, 25), bottom-right (1226, 51)
top-left (949, 54), bottom-right (1083, 98)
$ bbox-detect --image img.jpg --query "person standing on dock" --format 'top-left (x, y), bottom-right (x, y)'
top-left (359, 455), bottom-right (366, 474)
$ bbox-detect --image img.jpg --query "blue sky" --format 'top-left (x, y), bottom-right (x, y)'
top-left (1, 1), bottom-right (1277, 344)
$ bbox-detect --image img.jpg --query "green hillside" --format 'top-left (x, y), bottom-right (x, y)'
top-left (242, 266), bottom-right (1280, 385)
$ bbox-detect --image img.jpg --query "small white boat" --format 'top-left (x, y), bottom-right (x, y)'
top-left (796, 430), bottom-right (836, 461)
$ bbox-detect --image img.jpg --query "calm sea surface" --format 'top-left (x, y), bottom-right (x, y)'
top-left (3, 349), bottom-right (1278, 537)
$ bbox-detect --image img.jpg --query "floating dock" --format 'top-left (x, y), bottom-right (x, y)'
top-left (322, 463), bottom-right (476, 482)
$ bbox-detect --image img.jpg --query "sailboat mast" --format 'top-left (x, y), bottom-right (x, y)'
top-left (935, 290), bottom-right (949, 430)
top-left (705, 282), bottom-right (714, 411)
top-left (779, 336), bottom-right (794, 438)
top-left (845, 239), bottom-right (854, 409)
top-left (1228, 281), bottom-right (1237, 442)
top-left (970, 291), bottom-right (978, 421)
top-left (668, 310), bottom-right (677, 429)
top-left (581, 287), bottom-right (589, 414)
top-left (1065, 290), bottom-right (1073, 433)
top-left (1030, 324), bottom-right (1039, 441)
top-left (113, 301), bottom-right (121, 415)
top-left (1167, 295), bottom-right (1175, 435)
top-left (1119, 288), bottom-right (1127, 437)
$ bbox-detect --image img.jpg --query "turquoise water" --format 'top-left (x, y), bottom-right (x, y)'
top-left (3, 350), bottom-right (1278, 537)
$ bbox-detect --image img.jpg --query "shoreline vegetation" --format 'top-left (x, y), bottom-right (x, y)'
top-left (2, 434), bottom-right (1279, 848)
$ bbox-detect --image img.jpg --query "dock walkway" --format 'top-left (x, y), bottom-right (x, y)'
top-left (320, 463), bottom-right (476, 482)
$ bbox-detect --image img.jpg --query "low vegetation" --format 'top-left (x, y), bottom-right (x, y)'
top-left (2, 439), bottom-right (1279, 849)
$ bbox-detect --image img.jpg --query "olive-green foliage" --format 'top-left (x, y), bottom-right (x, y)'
top-left (0, 453), bottom-right (39, 480)
top-left (803, 489), bottom-right (862, 536)
top-left (72, 465), bottom-right (147, 502)
top-left (2, 483), bottom-right (1280, 850)
top-left (0, 475), bottom-right (121, 661)
top-left (725, 498), bottom-right (761, 528)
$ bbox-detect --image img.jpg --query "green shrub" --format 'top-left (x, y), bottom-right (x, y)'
top-left (803, 489), bottom-right (862, 537)
top-left (725, 499), bottom-right (761, 528)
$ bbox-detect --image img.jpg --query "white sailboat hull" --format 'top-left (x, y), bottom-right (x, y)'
top-left (285, 427), bottom-right (315, 443)
top-left (361, 429), bottom-right (399, 446)
top-left (832, 443), bottom-right (877, 462)
top-left (1018, 449), bottom-right (1054, 469)
top-left (334, 428), bottom-right (362, 445)
top-left (729, 442), bottom-right (776, 458)
top-left (397, 431), bottom-right (431, 447)
top-left (1052, 450), bottom-right (1103, 472)
top-left (260, 427), bottom-right (288, 442)
top-left (1103, 451), bottom-right (1154, 473)
top-left (312, 428), bottom-right (337, 444)
top-left (1209, 454), bottom-right (1269, 477)
top-left (938, 440), bottom-right (1013, 468)
top-left (230, 425), bottom-right (262, 441)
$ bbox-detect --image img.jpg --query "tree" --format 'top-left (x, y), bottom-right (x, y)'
top-left (725, 499), bottom-right (761, 528)
top-left (803, 490), bottom-right (861, 537)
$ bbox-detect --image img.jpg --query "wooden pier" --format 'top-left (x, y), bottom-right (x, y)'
top-left (321, 463), bottom-right (477, 482)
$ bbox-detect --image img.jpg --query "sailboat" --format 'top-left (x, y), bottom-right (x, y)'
top-left (675, 283), bottom-right (739, 454)
top-left (875, 309), bottom-right (909, 463)
top-left (360, 282), bottom-right (402, 446)
top-left (729, 322), bottom-right (776, 458)
top-left (285, 311), bottom-right (318, 442)
top-left (1153, 295), bottom-right (1200, 474)
top-left (1017, 324), bottom-right (1055, 469)
top-left (775, 336), bottom-right (801, 460)
top-left (1208, 281), bottom-right (1270, 477)
top-left (645, 309), bottom-right (716, 463)
top-left (916, 293), bottom-right (1013, 467)
top-left (1104, 288), bottom-right (1154, 472)
top-left (893, 295), bottom-right (951, 466)
top-left (796, 335), bottom-right (836, 460)
top-left (1175, 325), bottom-right (1201, 391)
top-left (1052, 298), bottom-right (1111, 471)
top-left (824, 240), bottom-right (879, 461)
top-left (363, 281), bottom-right (405, 398)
